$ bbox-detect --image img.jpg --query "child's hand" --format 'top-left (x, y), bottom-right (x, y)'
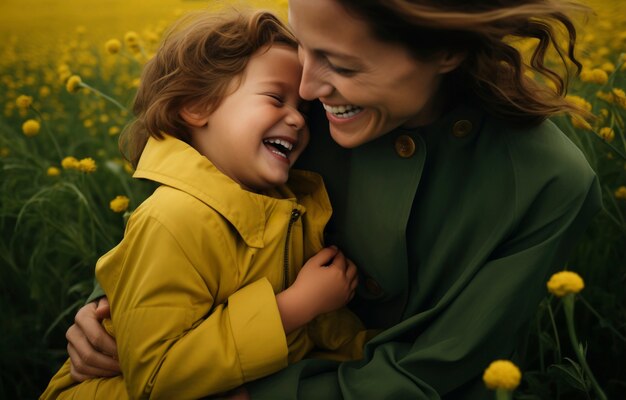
top-left (292, 246), bottom-right (358, 315)
top-left (275, 246), bottom-right (358, 334)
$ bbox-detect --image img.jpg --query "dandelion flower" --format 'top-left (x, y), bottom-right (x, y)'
top-left (47, 166), bottom-right (61, 177)
top-left (39, 86), bottom-right (51, 98)
top-left (600, 62), bottom-right (615, 73)
top-left (78, 157), bottom-right (97, 173)
top-left (145, 31), bottom-right (159, 44)
top-left (566, 95), bottom-right (593, 112)
top-left (123, 160), bottom-right (134, 174)
top-left (615, 186), bottom-right (626, 200)
top-left (83, 119), bottom-right (94, 128)
top-left (483, 360), bottom-right (521, 391)
top-left (612, 88), bottom-right (626, 109)
top-left (580, 68), bottom-right (609, 85)
top-left (596, 91), bottom-right (613, 103)
top-left (599, 127), bottom-right (615, 142)
top-left (66, 75), bottom-right (83, 93)
top-left (599, 109), bottom-right (609, 119)
top-left (547, 271), bottom-right (584, 297)
top-left (16, 95), bottom-right (33, 109)
top-left (570, 116), bottom-right (592, 131)
top-left (58, 64), bottom-right (72, 82)
top-left (22, 119), bottom-right (40, 136)
top-left (61, 156), bottom-right (80, 169)
top-left (108, 126), bottom-right (120, 136)
top-left (109, 195), bottom-right (130, 213)
top-left (124, 31), bottom-right (139, 44)
top-left (105, 39), bottom-right (121, 55)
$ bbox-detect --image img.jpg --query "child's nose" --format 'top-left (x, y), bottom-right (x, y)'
top-left (286, 107), bottom-right (306, 131)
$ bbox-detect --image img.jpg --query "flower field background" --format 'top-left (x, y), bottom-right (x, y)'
top-left (0, 0), bottom-right (624, 398)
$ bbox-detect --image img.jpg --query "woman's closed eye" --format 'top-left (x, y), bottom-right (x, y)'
top-left (327, 62), bottom-right (356, 76)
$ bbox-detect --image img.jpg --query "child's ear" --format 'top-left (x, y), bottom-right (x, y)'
top-left (180, 106), bottom-right (209, 128)
top-left (437, 50), bottom-right (467, 74)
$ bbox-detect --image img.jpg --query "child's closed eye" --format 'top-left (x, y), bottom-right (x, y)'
top-left (265, 93), bottom-right (284, 105)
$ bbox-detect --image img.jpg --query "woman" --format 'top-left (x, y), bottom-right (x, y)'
top-left (65, 0), bottom-right (601, 398)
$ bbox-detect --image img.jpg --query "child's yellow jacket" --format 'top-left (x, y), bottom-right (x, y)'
top-left (42, 135), bottom-right (370, 399)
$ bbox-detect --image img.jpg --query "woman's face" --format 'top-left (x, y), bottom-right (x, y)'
top-left (289, 0), bottom-right (458, 148)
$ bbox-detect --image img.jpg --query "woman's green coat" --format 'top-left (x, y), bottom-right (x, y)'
top-left (247, 102), bottom-right (602, 399)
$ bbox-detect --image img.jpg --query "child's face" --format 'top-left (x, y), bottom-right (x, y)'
top-left (190, 45), bottom-right (308, 192)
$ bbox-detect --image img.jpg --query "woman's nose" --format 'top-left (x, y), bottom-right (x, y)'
top-left (299, 52), bottom-right (333, 101)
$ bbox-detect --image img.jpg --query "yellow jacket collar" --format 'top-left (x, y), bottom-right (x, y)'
top-left (133, 134), bottom-right (329, 248)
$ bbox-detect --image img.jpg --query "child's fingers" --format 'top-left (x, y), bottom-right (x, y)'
top-left (345, 259), bottom-right (357, 281)
top-left (310, 246), bottom-right (340, 266)
top-left (328, 250), bottom-right (347, 271)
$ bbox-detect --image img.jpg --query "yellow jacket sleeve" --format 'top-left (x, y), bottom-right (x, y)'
top-left (306, 308), bottom-right (378, 362)
top-left (98, 213), bottom-right (288, 399)
top-left (285, 307), bottom-right (378, 364)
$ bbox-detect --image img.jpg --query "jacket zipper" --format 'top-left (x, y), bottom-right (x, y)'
top-left (282, 209), bottom-right (301, 290)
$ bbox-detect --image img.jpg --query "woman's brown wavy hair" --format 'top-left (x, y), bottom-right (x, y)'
top-left (337, 0), bottom-right (592, 126)
top-left (120, 9), bottom-right (297, 167)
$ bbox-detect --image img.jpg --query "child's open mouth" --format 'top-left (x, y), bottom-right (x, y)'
top-left (263, 138), bottom-right (294, 160)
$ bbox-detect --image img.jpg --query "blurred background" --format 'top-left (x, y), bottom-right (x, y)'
top-left (1, 0), bottom-right (624, 398)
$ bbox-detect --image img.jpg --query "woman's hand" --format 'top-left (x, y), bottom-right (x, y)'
top-left (276, 246), bottom-right (358, 334)
top-left (66, 297), bottom-right (121, 381)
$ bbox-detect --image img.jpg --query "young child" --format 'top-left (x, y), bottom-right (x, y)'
top-left (42, 10), bottom-right (371, 399)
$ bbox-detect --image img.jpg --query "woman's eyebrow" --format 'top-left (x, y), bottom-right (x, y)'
top-left (312, 47), bottom-right (361, 63)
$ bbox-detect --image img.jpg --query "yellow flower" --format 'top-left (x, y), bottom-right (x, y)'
top-left (570, 116), bottom-right (592, 131)
top-left (599, 127), bottom-right (615, 142)
top-left (58, 64), bottom-right (72, 82)
top-left (105, 39), bottom-right (121, 55)
top-left (83, 119), bottom-right (94, 128)
top-left (109, 195), bottom-right (130, 213)
top-left (566, 95), bottom-right (592, 112)
top-left (22, 119), bottom-right (40, 136)
top-left (580, 68), bottom-right (609, 85)
top-left (47, 166), bottom-right (61, 177)
top-left (123, 160), bottom-right (134, 174)
top-left (547, 271), bottom-right (585, 297)
top-left (16, 95), bottom-right (33, 109)
top-left (108, 126), bottom-right (120, 136)
top-left (600, 62), bottom-right (615, 73)
top-left (124, 31), bottom-right (139, 45)
top-left (483, 360), bottom-right (522, 391)
top-left (612, 88), bottom-right (626, 109)
top-left (615, 186), bottom-right (626, 200)
top-left (99, 115), bottom-right (110, 123)
top-left (78, 157), bottom-right (97, 173)
top-left (39, 86), bottom-right (51, 98)
top-left (61, 156), bottom-right (80, 169)
top-left (145, 31), bottom-right (159, 44)
top-left (66, 75), bottom-right (83, 93)
top-left (596, 91), bottom-right (614, 103)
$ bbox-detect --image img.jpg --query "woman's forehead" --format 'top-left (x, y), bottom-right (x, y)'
top-left (288, 0), bottom-right (375, 49)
